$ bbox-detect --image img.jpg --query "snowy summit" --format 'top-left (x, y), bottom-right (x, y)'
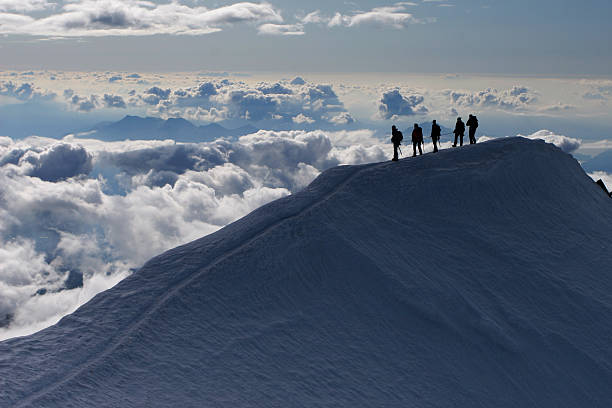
top-left (2, 137), bottom-right (612, 407)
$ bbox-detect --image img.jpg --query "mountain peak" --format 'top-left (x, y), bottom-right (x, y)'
top-left (3, 138), bottom-right (612, 407)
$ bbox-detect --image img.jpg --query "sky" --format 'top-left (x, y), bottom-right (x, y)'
top-left (0, 0), bottom-right (611, 74)
top-left (1, 0), bottom-right (612, 340)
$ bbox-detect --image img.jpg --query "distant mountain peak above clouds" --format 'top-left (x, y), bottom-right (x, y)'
top-left (86, 115), bottom-right (259, 142)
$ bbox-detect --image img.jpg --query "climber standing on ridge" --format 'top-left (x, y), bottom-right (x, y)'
top-left (412, 123), bottom-right (424, 157)
top-left (431, 120), bottom-right (441, 153)
top-left (453, 117), bottom-right (465, 147)
top-left (391, 125), bottom-right (403, 161)
top-left (466, 114), bottom-right (479, 145)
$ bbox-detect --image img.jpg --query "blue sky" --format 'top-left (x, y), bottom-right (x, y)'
top-left (0, 0), bottom-right (611, 74)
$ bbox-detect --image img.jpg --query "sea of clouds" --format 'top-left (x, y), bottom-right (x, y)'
top-left (0, 129), bottom-right (390, 339)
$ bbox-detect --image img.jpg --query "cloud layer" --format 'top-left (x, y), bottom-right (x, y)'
top-left (446, 86), bottom-right (538, 111)
top-left (0, 129), bottom-right (386, 340)
top-left (140, 79), bottom-right (354, 126)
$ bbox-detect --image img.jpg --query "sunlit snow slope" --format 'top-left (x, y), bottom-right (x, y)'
top-left (2, 137), bottom-right (612, 407)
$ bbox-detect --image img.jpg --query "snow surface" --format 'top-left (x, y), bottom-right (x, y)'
top-left (2, 137), bottom-right (612, 407)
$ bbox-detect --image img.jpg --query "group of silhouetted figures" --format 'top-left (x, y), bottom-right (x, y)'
top-left (391, 114), bottom-right (479, 161)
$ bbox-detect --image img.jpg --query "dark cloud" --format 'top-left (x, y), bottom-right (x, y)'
top-left (227, 90), bottom-right (278, 121)
top-left (103, 94), bottom-right (126, 109)
top-left (197, 82), bottom-right (218, 97)
top-left (70, 94), bottom-right (98, 112)
top-left (100, 144), bottom-right (223, 177)
top-left (146, 86), bottom-right (172, 99)
top-left (22, 143), bottom-right (93, 182)
top-left (141, 86), bottom-right (172, 105)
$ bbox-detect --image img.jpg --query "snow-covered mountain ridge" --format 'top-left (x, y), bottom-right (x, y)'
top-left (1, 137), bottom-right (612, 407)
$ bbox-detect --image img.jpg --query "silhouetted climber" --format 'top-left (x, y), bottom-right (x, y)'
top-left (431, 120), bottom-right (441, 153)
top-left (453, 117), bottom-right (465, 147)
top-left (412, 123), bottom-right (424, 156)
top-left (466, 114), bottom-right (479, 145)
top-left (391, 125), bottom-right (403, 161)
top-left (596, 179), bottom-right (611, 197)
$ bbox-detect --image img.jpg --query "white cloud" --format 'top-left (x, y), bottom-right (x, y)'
top-left (0, 0), bottom-right (51, 12)
top-left (300, 10), bottom-right (326, 24)
top-left (329, 112), bottom-right (355, 125)
top-left (589, 172), bottom-right (612, 194)
top-left (329, 3), bottom-right (428, 29)
top-left (0, 1), bottom-right (284, 37)
top-left (258, 23), bottom-right (304, 36)
top-left (446, 86), bottom-right (538, 111)
top-left (379, 89), bottom-right (428, 119)
top-left (0, 128), bottom-right (389, 339)
top-left (293, 113), bottom-right (315, 124)
top-left (518, 130), bottom-right (581, 154)
top-left (580, 79), bottom-right (612, 101)
top-left (578, 140), bottom-right (612, 156)
top-left (477, 132), bottom-right (582, 155)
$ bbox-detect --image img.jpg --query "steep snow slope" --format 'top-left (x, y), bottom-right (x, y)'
top-left (2, 138), bottom-right (612, 407)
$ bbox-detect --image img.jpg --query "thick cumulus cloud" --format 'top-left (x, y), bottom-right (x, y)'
top-left (0, 1), bottom-right (284, 36)
top-left (23, 142), bottom-right (94, 181)
top-left (379, 89), bottom-right (429, 119)
top-left (0, 139), bottom-right (93, 180)
top-left (0, 129), bottom-right (386, 340)
top-left (518, 130), bottom-right (581, 154)
top-left (446, 86), bottom-right (538, 111)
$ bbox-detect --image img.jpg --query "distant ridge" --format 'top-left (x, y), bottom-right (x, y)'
top-left (87, 115), bottom-right (259, 142)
